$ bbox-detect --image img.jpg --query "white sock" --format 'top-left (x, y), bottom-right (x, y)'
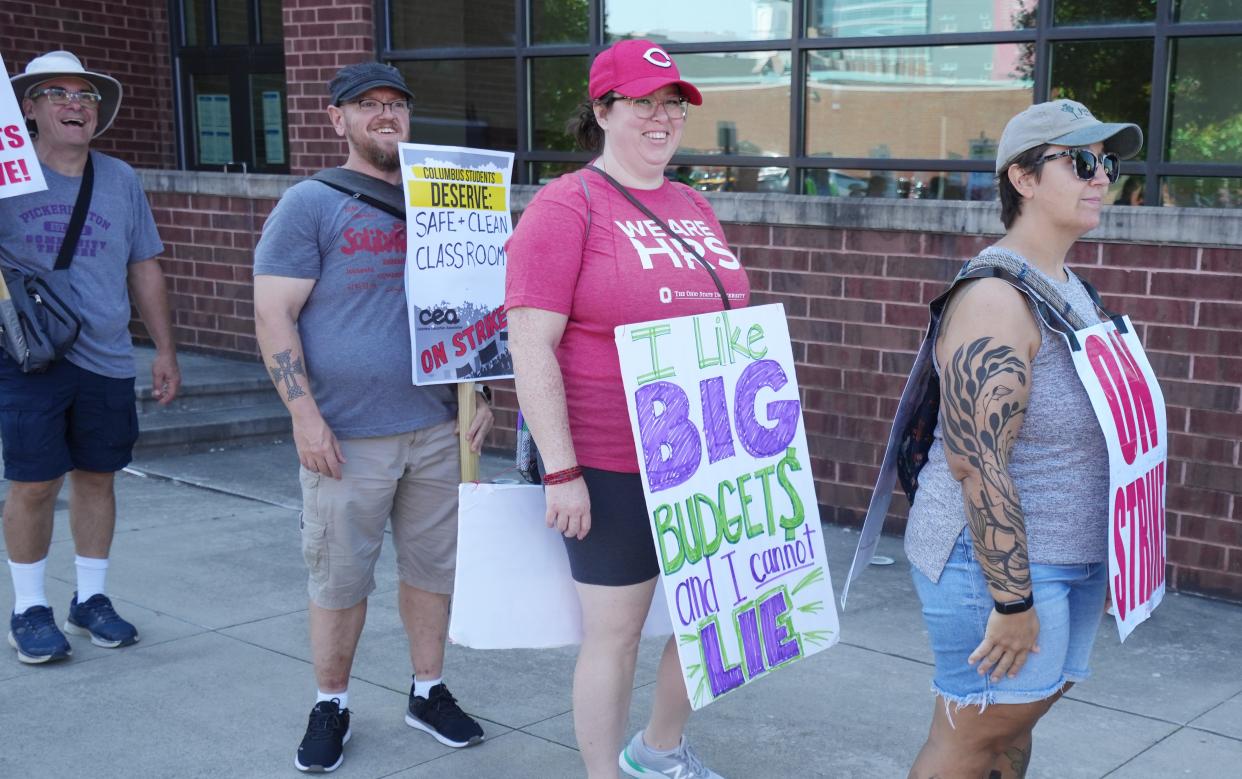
top-left (413, 675), bottom-right (442, 699)
top-left (8, 558), bottom-right (49, 614)
top-left (75, 555), bottom-right (109, 601)
top-left (317, 689), bottom-right (348, 711)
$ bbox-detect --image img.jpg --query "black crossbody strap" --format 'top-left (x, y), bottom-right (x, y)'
top-left (53, 155), bottom-right (94, 271)
top-left (310, 168), bottom-right (406, 220)
top-left (585, 165), bottom-right (731, 311)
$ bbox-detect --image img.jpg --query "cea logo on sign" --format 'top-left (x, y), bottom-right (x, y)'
top-left (419, 308), bottom-right (459, 325)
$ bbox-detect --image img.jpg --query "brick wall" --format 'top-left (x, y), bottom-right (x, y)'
top-left (0, 0), bottom-right (176, 170)
top-left (282, 0), bottom-right (374, 175)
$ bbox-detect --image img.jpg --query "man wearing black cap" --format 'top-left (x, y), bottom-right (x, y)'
top-left (253, 61), bottom-right (492, 773)
top-left (1, 51), bottom-right (180, 666)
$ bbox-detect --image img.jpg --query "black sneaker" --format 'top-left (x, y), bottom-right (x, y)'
top-left (295, 699), bottom-right (351, 773)
top-left (405, 683), bottom-right (484, 748)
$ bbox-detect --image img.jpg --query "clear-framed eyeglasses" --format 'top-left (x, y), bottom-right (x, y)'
top-left (613, 96), bottom-right (689, 121)
top-left (29, 87), bottom-right (103, 108)
top-left (353, 98), bottom-right (411, 115)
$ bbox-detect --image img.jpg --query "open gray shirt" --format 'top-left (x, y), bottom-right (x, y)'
top-left (904, 248), bottom-right (1112, 581)
top-left (253, 178), bottom-right (453, 439)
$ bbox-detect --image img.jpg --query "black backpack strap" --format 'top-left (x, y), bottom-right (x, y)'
top-left (1075, 272), bottom-right (1128, 334)
top-left (53, 154), bottom-right (94, 271)
top-left (310, 168), bottom-right (406, 220)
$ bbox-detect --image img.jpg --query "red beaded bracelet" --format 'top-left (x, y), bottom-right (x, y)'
top-left (543, 465), bottom-right (584, 485)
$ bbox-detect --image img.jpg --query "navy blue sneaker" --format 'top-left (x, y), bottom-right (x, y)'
top-left (63, 593), bottom-right (139, 648)
top-left (295, 699), bottom-right (351, 773)
top-left (8, 605), bottom-right (72, 664)
top-left (406, 683), bottom-right (484, 748)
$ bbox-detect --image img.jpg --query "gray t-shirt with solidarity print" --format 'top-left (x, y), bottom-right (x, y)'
top-left (0, 151), bottom-right (163, 378)
top-left (253, 178), bottom-right (454, 439)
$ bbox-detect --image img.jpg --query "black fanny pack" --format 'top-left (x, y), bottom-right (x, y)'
top-left (0, 156), bottom-right (92, 374)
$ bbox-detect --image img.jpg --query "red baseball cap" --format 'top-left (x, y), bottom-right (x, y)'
top-left (588, 39), bottom-right (703, 105)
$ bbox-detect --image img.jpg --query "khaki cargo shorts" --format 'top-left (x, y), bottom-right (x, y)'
top-left (299, 421), bottom-right (459, 609)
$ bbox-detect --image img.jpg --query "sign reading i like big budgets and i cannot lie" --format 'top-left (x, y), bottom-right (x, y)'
top-left (400, 143), bottom-right (513, 385)
top-left (0, 53), bottom-right (47, 199)
top-left (616, 303), bottom-right (840, 710)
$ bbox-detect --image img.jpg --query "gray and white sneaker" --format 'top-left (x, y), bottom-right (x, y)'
top-left (618, 730), bottom-right (724, 778)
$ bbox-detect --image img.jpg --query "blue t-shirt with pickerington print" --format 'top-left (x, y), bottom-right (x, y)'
top-left (0, 151), bottom-right (163, 379)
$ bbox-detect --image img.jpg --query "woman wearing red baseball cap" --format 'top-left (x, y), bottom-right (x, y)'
top-left (506, 40), bottom-right (745, 779)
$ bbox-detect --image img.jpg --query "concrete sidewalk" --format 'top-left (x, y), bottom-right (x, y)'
top-left (2, 441), bottom-right (1239, 778)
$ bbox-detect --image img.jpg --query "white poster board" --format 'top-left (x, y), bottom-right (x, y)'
top-left (1069, 317), bottom-right (1168, 641)
top-left (449, 483), bottom-right (670, 649)
top-left (615, 303), bottom-right (840, 710)
top-left (399, 143), bottom-right (514, 385)
top-left (0, 52), bottom-right (47, 199)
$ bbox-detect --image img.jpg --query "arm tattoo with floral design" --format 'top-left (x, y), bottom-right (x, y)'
top-left (940, 336), bottom-right (1032, 598)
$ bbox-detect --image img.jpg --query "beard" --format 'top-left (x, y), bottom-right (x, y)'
top-left (348, 122), bottom-right (404, 171)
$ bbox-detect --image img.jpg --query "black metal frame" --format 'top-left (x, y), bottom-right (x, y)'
top-left (369, 0), bottom-right (1242, 198)
top-left (169, 0), bottom-right (288, 173)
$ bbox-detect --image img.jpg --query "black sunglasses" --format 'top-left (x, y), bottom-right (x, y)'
top-left (1036, 148), bottom-right (1120, 183)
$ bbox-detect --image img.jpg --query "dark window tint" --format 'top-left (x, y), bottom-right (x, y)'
top-left (400, 60), bottom-right (518, 150)
top-left (1050, 39), bottom-right (1153, 160)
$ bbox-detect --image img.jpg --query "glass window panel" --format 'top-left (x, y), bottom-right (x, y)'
top-left (531, 57), bottom-right (590, 151)
top-left (1111, 174), bottom-right (1146, 205)
top-left (805, 45), bottom-right (1033, 160)
top-left (191, 74), bottom-right (235, 167)
top-left (1160, 176), bottom-right (1242, 208)
top-left (260, 0), bottom-right (283, 43)
top-left (182, 0), bottom-right (211, 46)
top-left (676, 165), bottom-right (792, 193)
top-left (391, 0), bottom-right (514, 48)
top-left (530, 161), bottom-right (585, 184)
top-left (1166, 37), bottom-right (1242, 165)
top-left (217, 0), bottom-right (250, 45)
top-left (803, 168), bottom-right (995, 199)
top-left (1053, 0), bottom-right (1156, 25)
top-left (250, 73), bottom-right (287, 172)
top-left (808, 0), bottom-right (1034, 38)
top-left (399, 60), bottom-right (517, 151)
top-left (1175, 0), bottom-right (1242, 21)
top-left (1049, 39), bottom-right (1152, 161)
top-left (605, 0), bottom-right (792, 43)
top-left (676, 51), bottom-right (790, 156)
top-left (532, 0), bottom-right (590, 44)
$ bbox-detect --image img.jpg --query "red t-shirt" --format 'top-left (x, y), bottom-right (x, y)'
top-left (505, 169), bottom-right (751, 472)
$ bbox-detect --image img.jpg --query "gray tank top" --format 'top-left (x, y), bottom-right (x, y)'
top-left (904, 247), bottom-right (1112, 581)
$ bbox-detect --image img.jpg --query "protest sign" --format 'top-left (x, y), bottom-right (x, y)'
top-left (400, 143), bottom-right (513, 385)
top-left (1069, 317), bottom-right (1167, 641)
top-left (615, 303), bottom-right (839, 710)
top-left (449, 483), bottom-right (670, 649)
top-left (0, 53), bottom-right (47, 199)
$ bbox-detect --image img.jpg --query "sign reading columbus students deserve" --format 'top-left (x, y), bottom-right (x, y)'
top-left (1069, 317), bottom-right (1168, 642)
top-left (615, 303), bottom-right (840, 710)
top-left (399, 143), bottom-right (514, 385)
top-left (0, 53), bottom-right (47, 199)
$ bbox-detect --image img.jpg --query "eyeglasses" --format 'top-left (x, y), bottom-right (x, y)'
top-left (613, 96), bottom-right (689, 121)
top-left (353, 98), bottom-right (411, 115)
top-left (1036, 148), bottom-right (1120, 183)
top-left (29, 87), bottom-right (103, 108)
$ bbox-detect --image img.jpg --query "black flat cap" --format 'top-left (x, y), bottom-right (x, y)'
top-left (328, 61), bottom-right (413, 106)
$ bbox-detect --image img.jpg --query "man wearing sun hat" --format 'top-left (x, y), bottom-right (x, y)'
top-left (1, 51), bottom-right (180, 666)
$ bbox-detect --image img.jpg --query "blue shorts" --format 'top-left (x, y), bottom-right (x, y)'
top-left (911, 528), bottom-right (1108, 707)
top-left (0, 356), bottom-right (139, 482)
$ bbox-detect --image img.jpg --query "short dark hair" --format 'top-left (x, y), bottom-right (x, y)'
top-left (567, 95), bottom-right (618, 152)
top-left (997, 144), bottom-right (1049, 229)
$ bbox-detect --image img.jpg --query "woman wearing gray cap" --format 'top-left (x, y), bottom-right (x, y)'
top-left (900, 100), bottom-right (1144, 778)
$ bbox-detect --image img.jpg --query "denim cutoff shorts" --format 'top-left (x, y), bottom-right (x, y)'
top-left (911, 528), bottom-right (1108, 708)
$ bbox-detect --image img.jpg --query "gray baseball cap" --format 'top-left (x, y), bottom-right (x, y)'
top-left (995, 99), bottom-right (1143, 175)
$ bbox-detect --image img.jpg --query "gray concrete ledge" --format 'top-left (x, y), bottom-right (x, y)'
top-left (138, 169), bottom-right (1242, 248)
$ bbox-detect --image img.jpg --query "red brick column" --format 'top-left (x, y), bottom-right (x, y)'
top-left (283, 0), bottom-right (376, 175)
top-left (0, 0), bottom-right (176, 170)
